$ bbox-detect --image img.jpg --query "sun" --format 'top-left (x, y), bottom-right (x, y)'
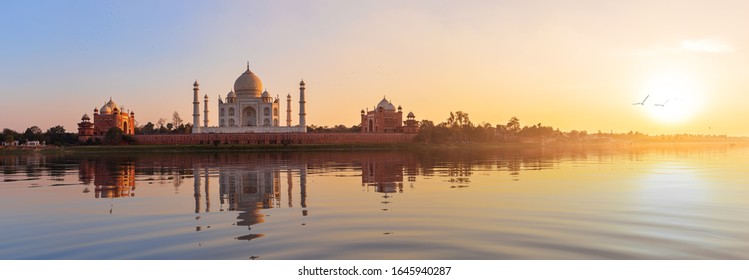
top-left (639, 71), bottom-right (704, 124)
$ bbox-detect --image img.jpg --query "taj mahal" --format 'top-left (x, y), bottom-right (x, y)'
top-left (191, 63), bottom-right (307, 134)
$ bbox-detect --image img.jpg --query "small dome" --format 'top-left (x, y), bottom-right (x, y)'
top-left (300, 80), bottom-right (305, 86)
top-left (361, 109), bottom-right (365, 114)
top-left (193, 80), bottom-right (199, 87)
top-left (261, 90), bottom-right (271, 98)
top-left (82, 113), bottom-right (90, 120)
top-left (376, 97), bottom-right (396, 112)
top-left (227, 90), bottom-right (237, 98)
top-left (407, 111), bottom-right (415, 118)
top-left (100, 104), bottom-right (112, 114)
top-left (234, 67), bottom-right (263, 97)
top-left (204, 94), bottom-right (208, 99)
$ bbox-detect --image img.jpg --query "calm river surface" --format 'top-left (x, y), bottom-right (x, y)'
top-left (2, 145), bottom-right (749, 259)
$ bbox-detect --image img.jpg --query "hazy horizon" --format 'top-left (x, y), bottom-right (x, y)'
top-left (2, 1), bottom-right (748, 136)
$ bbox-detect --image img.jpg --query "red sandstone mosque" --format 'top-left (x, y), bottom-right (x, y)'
top-left (78, 97), bottom-right (135, 141)
top-left (360, 97), bottom-right (419, 134)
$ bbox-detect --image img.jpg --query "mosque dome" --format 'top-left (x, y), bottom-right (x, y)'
top-left (82, 113), bottom-right (90, 121)
top-left (105, 98), bottom-right (118, 111)
top-left (227, 90), bottom-right (237, 99)
top-left (261, 90), bottom-right (271, 98)
top-left (100, 104), bottom-right (112, 114)
top-left (234, 66), bottom-right (263, 98)
top-left (376, 97), bottom-right (396, 112)
top-left (407, 111), bottom-right (415, 118)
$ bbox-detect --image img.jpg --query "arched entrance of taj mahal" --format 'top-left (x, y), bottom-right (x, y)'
top-left (242, 106), bottom-right (257, 126)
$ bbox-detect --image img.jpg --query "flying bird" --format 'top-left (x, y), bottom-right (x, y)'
top-left (632, 95), bottom-right (649, 105)
top-left (654, 99), bottom-right (669, 107)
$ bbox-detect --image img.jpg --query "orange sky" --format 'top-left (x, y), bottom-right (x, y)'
top-left (1, 1), bottom-right (748, 136)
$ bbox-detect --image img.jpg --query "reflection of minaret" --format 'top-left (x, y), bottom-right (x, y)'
top-left (194, 167), bottom-right (201, 214)
top-left (300, 166), bottom-right (307, 215)
top-left (286, 169), bottom-right (293, 208)
top-left (204, 167), bottom-right (210, 213)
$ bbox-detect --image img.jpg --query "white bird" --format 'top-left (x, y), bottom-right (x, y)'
top-left (654, 99), bottom-right (669, 107)
top-left (632, 95), bottom-right (649, 105)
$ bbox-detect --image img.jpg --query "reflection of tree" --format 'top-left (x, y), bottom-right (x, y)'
top-left (446, 162), bottom-right (472, 189)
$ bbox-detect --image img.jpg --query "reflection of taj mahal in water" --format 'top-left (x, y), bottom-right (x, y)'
top-left (191, 165), bottom-right (310, 241)
top-left (78, 153), bottom-right (414, 241)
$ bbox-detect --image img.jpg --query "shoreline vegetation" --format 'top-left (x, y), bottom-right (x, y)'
top-left (3, 112), bottom-right (747, 154)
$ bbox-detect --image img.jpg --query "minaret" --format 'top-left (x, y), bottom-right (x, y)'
top-left (203, 94), bottom-right (209, 128)
top-left (298, 80), bottom-right (306, 131)
top-left (192, 80), bottom-right (200, 133)
top-left (286, 94), bottom-right (292, 127)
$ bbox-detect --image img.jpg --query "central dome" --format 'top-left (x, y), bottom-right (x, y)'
top-left (233, 67), bottom-right (263, 98)
top-left (376, 97), bottom-right (396, 112)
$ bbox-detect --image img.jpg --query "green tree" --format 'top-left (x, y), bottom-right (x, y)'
top-left (45, 125), bottom-right (69, 146)
top-left (104, 127), bottom-right (124, 145)
top-left (24, 126), bottom-right (43, 142)
top-left (506, 117), bottom-right (520, 136)
top-left (142, 122), bottom-right (155, 134)
top-left (172, 111), bottom-right (183, 128)
top-left (447, 111), bottom-right (473, 128)
top-left (2, 128), bottom-right (20, 144)
top-left (156, 118), bottom-right (167, 129)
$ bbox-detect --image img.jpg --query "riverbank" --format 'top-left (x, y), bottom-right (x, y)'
top-left (3, 140), bottom-right (747, 155)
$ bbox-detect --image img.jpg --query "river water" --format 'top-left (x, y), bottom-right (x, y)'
top-left (1, 144), bottom-right (748, 259)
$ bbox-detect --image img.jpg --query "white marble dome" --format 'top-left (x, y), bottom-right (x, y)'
top-left (234, 67), bottom-right (263, 98)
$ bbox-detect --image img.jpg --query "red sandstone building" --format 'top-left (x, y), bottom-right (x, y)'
top-left (78, 98), bottom-right (135, 141)
top-left (360, 97), bottom-right (419, 134)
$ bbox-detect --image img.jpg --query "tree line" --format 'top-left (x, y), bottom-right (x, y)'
top-left (136, 111), bottom-right (192, 134)
top-left (1, 126), bottom-right (78, 146)
top-left (2, 110), bottom-right (736, 147)
top-left (412, 111), bottom-right (732, 144)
